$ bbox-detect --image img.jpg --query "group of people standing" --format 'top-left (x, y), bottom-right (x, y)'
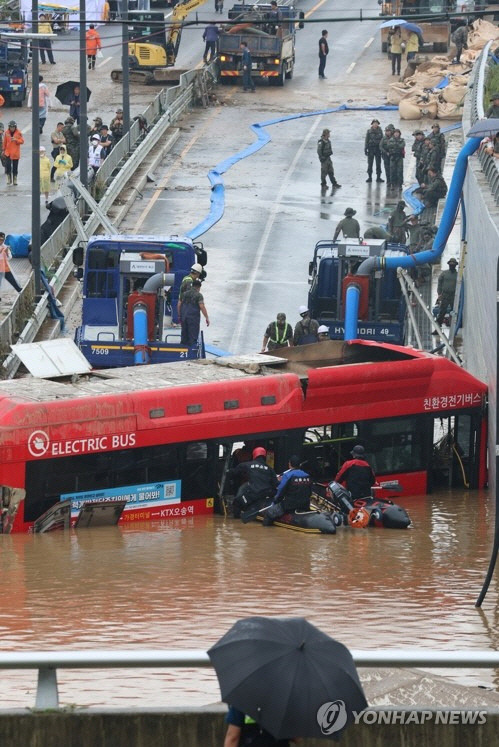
top-left (261, 306), bottom-right (329, 352)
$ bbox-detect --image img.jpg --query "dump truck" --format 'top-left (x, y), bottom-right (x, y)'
top-left (0, 34), bottom-right (29, 106)
top-left (379, 0), bottom-right (451, 52)
top-left (218, 2), bottom-right (304, 86)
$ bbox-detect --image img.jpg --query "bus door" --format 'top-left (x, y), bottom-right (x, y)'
top-left (432, 411), bottom-right (483, 489)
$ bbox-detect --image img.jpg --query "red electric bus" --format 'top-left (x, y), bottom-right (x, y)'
top-left (0, 340), bottom-right (487, 534)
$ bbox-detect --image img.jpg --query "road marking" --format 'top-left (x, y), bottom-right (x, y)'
top-left (97, 56), bottom-right (112, 68)
top-left (23, 124), bottom-right (32, 134)
top-left (132, 107), bottom-right (225, 233)
top-left (346, 62), bottom-right (355, 74)
top-left (229, 116), bottom-right (323, 353)
top-left (364, 36), bottom-right (374, 49)
top-left (305, 0), bottom-right (330, 18)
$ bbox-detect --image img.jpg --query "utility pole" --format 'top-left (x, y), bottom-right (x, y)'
top-left (31, 0), bottom-right (41, 297)
top-left (122, 0), bottom-right (130, 147)
top-left (79, 0), bottom-right (88, 189)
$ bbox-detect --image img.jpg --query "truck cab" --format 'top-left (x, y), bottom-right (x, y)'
top-left (0, 36), bottom-right (29, 106)
top-left (307, 239), bottom-right (407, 344)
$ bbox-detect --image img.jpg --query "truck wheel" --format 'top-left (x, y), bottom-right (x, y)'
top-left (277, 63), bottom-right (285, 87)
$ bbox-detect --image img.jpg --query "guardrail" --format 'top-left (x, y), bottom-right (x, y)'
top-left (2, 648), bottom-right (498, 710)
top-left (0, 65), bottom-right (214, 378)
top-left (470, 40), bottom-right (499, 206)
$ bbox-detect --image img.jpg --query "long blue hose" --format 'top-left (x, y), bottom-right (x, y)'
top-left (133, 305), bottom-right (150, 365)
top-left (344, 284), bottom-right (361, 341)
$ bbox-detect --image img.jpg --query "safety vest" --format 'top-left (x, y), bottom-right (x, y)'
top-left (270, 321), bottom-right (290, 344)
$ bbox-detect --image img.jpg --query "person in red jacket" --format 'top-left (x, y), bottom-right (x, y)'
top-left (335, 445), bottom-right (376, 500)
top-left (86, 24), bottom-right (102, 70)
top-left (3, 121), bottom-right (24, 186)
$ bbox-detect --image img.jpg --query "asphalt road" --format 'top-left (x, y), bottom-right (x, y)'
top-left (118, 0), bottom-right (438, 355)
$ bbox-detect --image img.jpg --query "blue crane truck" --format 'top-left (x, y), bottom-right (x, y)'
top-left (0, 35), bottom-right (29, 106)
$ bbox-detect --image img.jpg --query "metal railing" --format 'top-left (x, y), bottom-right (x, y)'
top-left (1, 648), bottom-right (498, 710)
top-left (470, 40), bottom-right (499, 206)
top-left (0, 65), bottom-right (212, 377)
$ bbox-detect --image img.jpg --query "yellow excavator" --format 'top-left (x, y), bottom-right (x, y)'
top-left (111, 2), bottom-right (208, 84)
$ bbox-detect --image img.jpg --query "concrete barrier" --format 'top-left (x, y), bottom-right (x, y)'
top-left (0, 707), bottom-right (497, 746)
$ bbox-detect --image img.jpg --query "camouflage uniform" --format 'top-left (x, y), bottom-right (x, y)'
top-left (363, 226), bottom-right (389, 239)
top-left (412, 131), bottom-right (425, 184)
top-left (422, 173), bottom-right (448, 207)
top-left (386, 133), bottom-right (405, 188)
top-left (436, 264), bottom-right (458, 325)
top-left (333, 213), bottom-right (360, 241)
top-left (380, 126), bottom-right (394, 182)
top-left (485, 95), bottom-right (499, 118)
top-left (364, 124), bottom-right (383, 181)
top-left (430, 128), bottom-right (446, 171)
top-left (425, 142), bottom-right (441, 178)
top-left (387, 201), bottom-right (408, 244)
top-left (317, 132), bottom-right (340, 188)
top-left (452, 25), bottom-right (468, 63)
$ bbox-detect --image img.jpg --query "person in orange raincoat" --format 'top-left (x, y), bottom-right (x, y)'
top-left (0, 232), bottom-right (22, 296)
top-left (3, 120), bottom-right (24, 186)
top-left (86, 24), bottom-right (102, 71)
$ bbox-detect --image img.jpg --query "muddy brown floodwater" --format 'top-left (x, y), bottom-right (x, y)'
top-left (1, 488), bottom-right (498, 708)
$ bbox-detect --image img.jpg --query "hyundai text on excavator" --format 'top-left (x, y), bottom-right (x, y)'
top-left (111, 2), bottom-right (208, 85)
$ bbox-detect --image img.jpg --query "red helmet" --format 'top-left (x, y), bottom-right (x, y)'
top-left (253, 447), bottom-right (267, 459)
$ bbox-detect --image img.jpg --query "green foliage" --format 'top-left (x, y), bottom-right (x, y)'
top-left (485, 63), bottom-right (499, 105)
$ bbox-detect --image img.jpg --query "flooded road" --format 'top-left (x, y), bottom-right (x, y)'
top-left (1, 489), bottom-right (498, 708)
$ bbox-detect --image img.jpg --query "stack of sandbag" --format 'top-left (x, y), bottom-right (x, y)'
top-left (467, 18), bottom-right (499, 50)
top-left (399, 96), bottom-right (438, 120)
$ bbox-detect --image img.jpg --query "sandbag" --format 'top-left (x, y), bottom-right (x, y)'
top-left (437, 100), bottom-right (462, 119)
top-left (441, 82), bottom-right (467, 105)
top-left (468, 19), bottom-right (499, 50)
top-left (399, 96), bottom-right (438, 119)
top-left (387, 82), bottom-right (414, 105)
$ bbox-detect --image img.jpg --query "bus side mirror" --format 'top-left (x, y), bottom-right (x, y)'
top-left (308, 261), bottom-right (314, 276)
top-left (299, 11), bottom-right (304, 29)
top-left (72, 246), bottom-right (84, 267)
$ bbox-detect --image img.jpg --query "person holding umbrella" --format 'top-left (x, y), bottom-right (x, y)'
top-left (69, 85), bottom-right (81, 124)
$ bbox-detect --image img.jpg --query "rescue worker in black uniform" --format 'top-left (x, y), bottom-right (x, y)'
top-left (263, 455), bottom-right (312, 525)
top-left (335, 445), bottom-right (376, 500)
top-left (229, 447), bottom-right (278, 518)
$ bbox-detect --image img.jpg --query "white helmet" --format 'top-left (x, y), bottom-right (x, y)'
top-left (318, 325), bottom-right (329, 334)
top-left (298, 305), bottom-right (309, 316)
top-left (191, 263), bottom-right (203, 274)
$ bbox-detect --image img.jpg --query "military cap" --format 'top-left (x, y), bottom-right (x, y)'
top-left (322, 128), bottom-right (330, 135)
top-left (344, 207), bottom-right (356, 216)
top-left (491, 93), bottom-right (499, 100)
top-left (276, 312), bottom-right (286, 321)
top-left (431, 123), bottom-right (441, 129)
top-left (412, 129), bottom-right (424, 136)
top-left (386, 123), bottom-right (395, 130)
top-left (397, 200), bottom-right (406, 208)
top-left (447, 257), bottom-right (458, 265)
top-left (65, 116), bottom-right (75, 124)
top-left (371, 119), bottom-right (380, 124)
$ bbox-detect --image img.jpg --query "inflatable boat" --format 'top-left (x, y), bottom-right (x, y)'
top-left (313, 481), bottom-right (411, 529)
top-left (262, 508), bottom-right (339, 534)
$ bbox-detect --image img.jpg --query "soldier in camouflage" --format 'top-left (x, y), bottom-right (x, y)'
top-left (333, 207), bottom-right (360, 241)
top-left (430, 123), bottom-right (446, 171)
top-left (451, 23), bottom-right (468, 64)
top-left (317, 128), bottom-right (341, 191)
top-left (486, 93), bottom-right (499, 118)
top-left (411, 130), bottom-right (425, 185)
top-left (364, 119), bottom-right (384, 183)
top-left (380, 124), bottom-right (395, 184)
top-left (386, 128), bottom-right (405, 190)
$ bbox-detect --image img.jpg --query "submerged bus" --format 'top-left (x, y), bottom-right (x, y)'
top-left (0, 340), bottom-right (487, 533)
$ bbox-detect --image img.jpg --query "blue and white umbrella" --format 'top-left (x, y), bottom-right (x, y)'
top-left (378, 18), bottom-right (408, 29)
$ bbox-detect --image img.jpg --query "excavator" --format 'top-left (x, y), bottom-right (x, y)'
top-left (111, 2), bottom-right (208, 85)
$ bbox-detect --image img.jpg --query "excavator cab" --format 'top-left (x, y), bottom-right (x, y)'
top-left (127, 11), bottom-right (169, 69)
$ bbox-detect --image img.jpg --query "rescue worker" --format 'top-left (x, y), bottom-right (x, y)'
top-left (263, 455), bottom-right (312, 525)
top-left (3, 120), bottom-right (24, 186)
top-left (261, 312), bottom-right (293, 352)
top-left (433, 258), bottom-right (458, 332)
top-left (387, 200), bottom-right (408, 244)
top-left (388, 26), bottom-right (403, 76)
top-left (317, 128), bottom-right (341, 191)
top-left (229, 447), bottom-right (278, 519)
top-left (86, 23), bottom-right (102, 70)
top-left (335, 445), bottom-right (376, 501)
top-left (177, 262), bottom-right (203, 318)
top-left (179, 278), bottom-right (209, 346)
top-left (424, 138), bottom-right (442, 180)
top-left (419, 168), bottom-right (448, 208)
top-left (386, 128), bottom-right (405, 190)
top-left (486, 93), bottom-right (499, 119)
top-left (224, 705), bottom-right (291, 746)
top-left (451, 23), bottom-right (468, 64)
top-left (62, 116), bottom-right (80, 170)
top-left (293, 306), bottom-right (319, 345)
top-left (411, 130), bottom-right (425, 185)
top-left (429, 123), bottom-right (446, 171)
top-left (405, 30), bottom-right (420, 61)
top-left (363, 225), bottom-right (389, 240)
top-left (333, 207), bottom-right (360, 242)
top-left (317, 324), bottom-right (330, 340)
top-left (364, 119), bottom-right (384, 183)
top-left (380, 124), bottom-right (395, 183)
top-left (406, 215), bottom-right (423, 254)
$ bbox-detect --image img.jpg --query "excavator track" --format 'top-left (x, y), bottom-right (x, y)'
top-left (110, 69), bottom-right (155, 85)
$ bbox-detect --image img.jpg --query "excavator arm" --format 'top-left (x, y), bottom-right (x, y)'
top-left (166, 0), bottom-right (209, 66)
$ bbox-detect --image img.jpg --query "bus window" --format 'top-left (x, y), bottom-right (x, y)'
top-left (181, 441), bottom-right (216, 500)
top-left (360, 416), bottom-right (426, 474)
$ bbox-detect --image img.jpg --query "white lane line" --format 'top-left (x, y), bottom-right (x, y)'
top-left (229, 117), bottom-right (323, 353)
top-left (364, 36), bottom-right (374, 49)
top-left (346, 62), bottom-right (355, 74)
top-left (23, 124), bottom-right (32, 134)
top-left (97, 56), bottom-right (112, 68)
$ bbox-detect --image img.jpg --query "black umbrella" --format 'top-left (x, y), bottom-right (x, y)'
top-left (55, 81), bottom-right (91, 106)
top-left (467, 118), bottom-right (499, 138)
top-left (208, 616), bottom-right (368, 741)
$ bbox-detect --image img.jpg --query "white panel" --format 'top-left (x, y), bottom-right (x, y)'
top-left (12, 338), bottom-right (92, 378)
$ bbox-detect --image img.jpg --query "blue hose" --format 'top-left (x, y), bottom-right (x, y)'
top-left (344, 284), bottom-right (361, 341)
top-left (133, 305), bottom-right (150, 365)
